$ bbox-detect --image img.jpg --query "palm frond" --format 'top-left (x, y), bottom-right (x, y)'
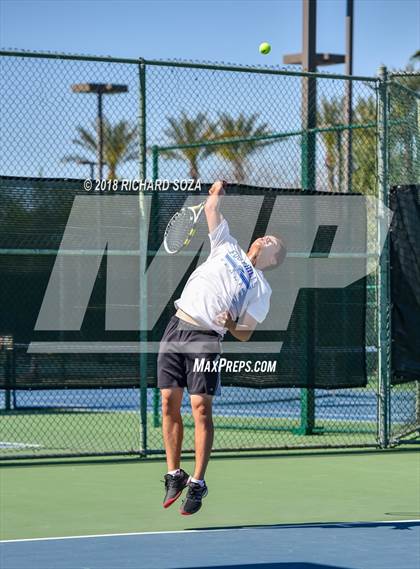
top-left (64, 119), bottom-right (139, 178)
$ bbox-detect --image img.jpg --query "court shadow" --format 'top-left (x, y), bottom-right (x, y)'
top-left (169, 561), bottom-right (351, 569)
top-left (186, 520), bottom-right (420, 532)
top-left (1, 443), bottom-right (419, 468)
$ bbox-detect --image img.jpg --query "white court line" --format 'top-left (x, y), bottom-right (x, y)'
top-left (1, 520), bottom-right (419, 544)
top-left (0, 442), bottom-right (43, 449)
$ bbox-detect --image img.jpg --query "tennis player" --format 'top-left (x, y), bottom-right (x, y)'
top-left (158, 180), bottom-right (286, 515)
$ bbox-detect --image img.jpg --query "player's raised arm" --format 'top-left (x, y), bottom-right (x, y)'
top-left (204, 180), bottom-right (226, 233)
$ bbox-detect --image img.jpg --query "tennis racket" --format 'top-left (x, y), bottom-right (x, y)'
top-left (163, 200), bottom-right (207, 254)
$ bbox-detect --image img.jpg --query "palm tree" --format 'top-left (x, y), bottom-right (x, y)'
top-left (317, 97), bottom-right (343, 192)
top-left (205, 113), bottom-right (274, 183)
top-left (409, 50), bottom-right (420, 63)
top-left (352, 97), bottom-right (377, 195)
top-left (64, 119), bottom-right (138, 179)
top-left (162, 112), bottom-right (211, 180)
top-left (388, 62), bottom-right (420, 185)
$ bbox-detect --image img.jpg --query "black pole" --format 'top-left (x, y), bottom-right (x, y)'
top-left (301, 0), bottom-right (317, 190)
top-left (302, 0), bottom-right (317, 71)
top-left (344, 0), bottom-right (354, 193)
top-left (300, 0), bottom-right (317, 435)
top-left (97, 92), bottom-right (103, 179)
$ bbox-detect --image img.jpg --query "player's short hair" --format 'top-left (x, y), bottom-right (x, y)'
top-left (264, 234), bottom-right (287, 271)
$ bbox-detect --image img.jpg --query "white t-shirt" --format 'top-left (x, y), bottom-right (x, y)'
top-left (175, 219), bottom-right (272, 335)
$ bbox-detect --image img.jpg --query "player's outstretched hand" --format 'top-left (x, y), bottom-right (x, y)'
top-left (209, 180), bottom-right (227, 196)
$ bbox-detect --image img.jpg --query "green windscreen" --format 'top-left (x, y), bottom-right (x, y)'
top-left (0, 177), bottom-right (367, 390)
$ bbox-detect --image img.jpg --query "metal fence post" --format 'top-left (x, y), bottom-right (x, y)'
top-left (138, 60), bottom-right (148, 455)
top-left (4, 348), bottom-right (12, 411)
top-left (152, 145), bottom-right (161, 428)
top-left (299, 98), bottom-right (317, 434)
top-left (298, 0), bottom-right (317, 435)
top-left (377, 65), bottom-right (391, 448)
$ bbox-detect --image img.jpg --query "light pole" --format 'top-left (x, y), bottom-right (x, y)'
top-left (283, 0), bottom-right (353, 436)
top-left (74, 158), bottom-right (95, 179)
top-left (71, 83), bottom-right (128, 179)
top-left (284, 0), bottom-right (354, 192)
top-left (344, 0), bottom-right (354, 193)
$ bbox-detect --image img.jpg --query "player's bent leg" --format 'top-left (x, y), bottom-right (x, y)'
top-left (161, 388), bottom-right (189, 508)
top-left (180, 394), bottom-right (213, 515)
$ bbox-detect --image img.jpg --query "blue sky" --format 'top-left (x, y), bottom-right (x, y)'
top-left (1, 0), bottom-right (419, 76)
top-left (1, 0), bottom-right (419, 182)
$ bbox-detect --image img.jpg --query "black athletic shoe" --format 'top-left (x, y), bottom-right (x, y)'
top-left (163, 469), bottom-right (190, 509)
top-left (180, 481), bottom-right (208, 515)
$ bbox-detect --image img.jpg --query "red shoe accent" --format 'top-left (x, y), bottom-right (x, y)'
top-left (163, 490), bottom-right (182, 509)
top-left (180, 510), bottom-right (192, 516)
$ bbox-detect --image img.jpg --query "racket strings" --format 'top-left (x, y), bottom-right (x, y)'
top-left (164, 209), bottom-right (196, 254)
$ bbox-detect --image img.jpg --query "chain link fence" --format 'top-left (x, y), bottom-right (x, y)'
top-left (387, 73), bottom-right (420, 446)
top-left (0, 50), bottom-right (418, 459)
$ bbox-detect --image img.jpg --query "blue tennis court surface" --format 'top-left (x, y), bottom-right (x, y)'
top-left (1, 387), bottom-right (416, 423)
top-left (1, 521), bottom-right (419, 569)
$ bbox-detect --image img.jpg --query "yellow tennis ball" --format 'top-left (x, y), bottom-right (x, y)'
top-left (259, 42), bottom-right (271, 55)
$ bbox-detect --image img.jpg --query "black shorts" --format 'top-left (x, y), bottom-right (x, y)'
top-left (157, 315), bottom-right (222, 396)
